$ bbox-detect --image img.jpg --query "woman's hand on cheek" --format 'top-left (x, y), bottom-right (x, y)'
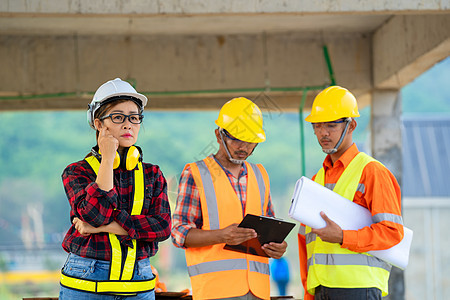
top-left (97, 126), bottom-right (119, 161)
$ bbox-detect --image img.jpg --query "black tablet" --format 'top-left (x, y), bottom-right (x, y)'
top-left (224, 214), bottom-right (296, 257)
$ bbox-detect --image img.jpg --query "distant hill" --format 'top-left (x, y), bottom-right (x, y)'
top-left (402, 56), bottom-right (450, 115)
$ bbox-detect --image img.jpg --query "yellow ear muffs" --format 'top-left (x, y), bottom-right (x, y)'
top-left (122, 146), bottom-right (141, 171)
top-left (113, 152), bottom-right (121, 169)
top-left (98, 149), bottom-right (121, 169)
top-left (96, 146), bottom-right (140, 170)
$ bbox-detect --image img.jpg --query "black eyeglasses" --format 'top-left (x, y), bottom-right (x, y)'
top-left (221, 129), bottom-right (257, 145)
top-left (312, 118), bottom-right (347, 132)
top-left (100, 113), bottom-right (144, 124)
top-left (222, 129), bottom-right (241, 142)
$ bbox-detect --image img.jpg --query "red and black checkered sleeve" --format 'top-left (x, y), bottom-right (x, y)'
top-left (113, 163), bottom-right (171, 244)
top-left (62, 160), bottom-right (118, 227)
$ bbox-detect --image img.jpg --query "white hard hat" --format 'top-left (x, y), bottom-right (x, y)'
top-left (87, 78), bottom-right (148, 129)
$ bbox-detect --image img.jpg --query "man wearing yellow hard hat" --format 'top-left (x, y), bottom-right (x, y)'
top-left (171, 97), bottom-right (287, 300)
top-left (298, 86), bottom-right (404, 300)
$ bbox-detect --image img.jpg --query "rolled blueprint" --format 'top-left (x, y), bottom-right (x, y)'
top-left (289, 176), bottom-right (413, 270)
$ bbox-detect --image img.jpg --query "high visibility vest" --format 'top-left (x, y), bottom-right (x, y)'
top-left (60, 156), bottom-right (155, 296)
top-left (185, 157), bottom-right (271, 300)
top-left (305, 152), bottom-right (391, 296)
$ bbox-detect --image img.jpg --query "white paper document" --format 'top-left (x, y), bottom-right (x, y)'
top-left (289, 176), bottom-right (413, 270)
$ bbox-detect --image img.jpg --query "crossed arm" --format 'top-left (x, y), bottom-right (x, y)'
top-left (72, 217), bottom-right (128, 236)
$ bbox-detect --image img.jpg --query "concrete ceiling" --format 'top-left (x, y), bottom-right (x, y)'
top-left (0, 1), bottom-right (449, 111)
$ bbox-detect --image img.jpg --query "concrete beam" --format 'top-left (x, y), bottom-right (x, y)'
top-left (0, 32), bottom-right (372, 111)
top-left (373, 14), bottom-right (450, 89)
top-left (0, 89), bottom-right (374, 112)
top-left (0, 14), bottom-right (391, 36)
top-left (1, 0), bottom-right (448, 15)
top-left (0, 93), bottom-right (311, 112)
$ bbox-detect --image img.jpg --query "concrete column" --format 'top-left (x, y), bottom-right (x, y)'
top-left (371, 89), bottom-right (404, 300)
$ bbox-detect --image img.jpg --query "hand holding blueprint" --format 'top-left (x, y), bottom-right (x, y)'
top-left (289, 176), bottom-right (413, 270)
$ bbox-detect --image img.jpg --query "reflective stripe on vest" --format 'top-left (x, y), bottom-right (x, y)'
top-left (187, 259), bottom-right (270, 277)
top-left (60, 156), bottom-right (154, 295)
top-left (195, 159), bottom-right (266, 230)
top-left (185, 157), bottom-right (270, 300)
top-left (306, 152), bottom-right (391, 296)
top-left (60, 273), bottom-right (155, 295)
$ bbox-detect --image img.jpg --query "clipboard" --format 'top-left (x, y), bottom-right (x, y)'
top-left (224, 214), bottom-right (296, 257)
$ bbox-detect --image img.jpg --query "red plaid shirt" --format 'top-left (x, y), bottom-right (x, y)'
top-left (61, 157), bottom-right (171, 261)
top-left (171, 155), bottom-right (275, 248)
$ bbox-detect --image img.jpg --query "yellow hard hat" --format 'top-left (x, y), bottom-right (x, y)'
top-left (305, 86), bottom-right (360, 123)
top-left (215, 97), bottom-right (266, 143)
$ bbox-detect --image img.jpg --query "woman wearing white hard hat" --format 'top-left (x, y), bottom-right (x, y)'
top-left (59, 78), bottom-right (171, 299)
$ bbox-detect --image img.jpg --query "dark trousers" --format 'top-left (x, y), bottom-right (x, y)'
top-left (314, 285), bottom-right (382, 300)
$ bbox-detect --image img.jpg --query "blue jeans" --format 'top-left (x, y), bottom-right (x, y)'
top-left (314, 285), bottom-right (382, 300)
top-left (59, 253), bottom-right (155, 300)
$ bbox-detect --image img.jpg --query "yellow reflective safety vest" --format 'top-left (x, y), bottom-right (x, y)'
top-left (60, 156), bottom-right (155, 296)
top-left (305, 152), bottom-right (391, 296)
top-left (185, 157), bottom-right (271, 300)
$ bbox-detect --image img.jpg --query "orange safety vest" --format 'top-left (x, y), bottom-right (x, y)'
top-left (185, 156), bottom-right (271, 300)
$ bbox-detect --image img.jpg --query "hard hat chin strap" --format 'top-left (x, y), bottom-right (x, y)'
top-left (219, 129), bottom-right (246, 165)
top-left (322, 118), bottom-right (351, 154)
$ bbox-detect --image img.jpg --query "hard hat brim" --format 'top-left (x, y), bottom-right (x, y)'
top-left (97, 92), bottom-right (147, 108)
top-left (305, 112), bottom-right (360, 123)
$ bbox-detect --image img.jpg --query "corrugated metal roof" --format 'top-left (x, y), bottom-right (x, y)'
top-left (402, 116), bottom-right (450, 197)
